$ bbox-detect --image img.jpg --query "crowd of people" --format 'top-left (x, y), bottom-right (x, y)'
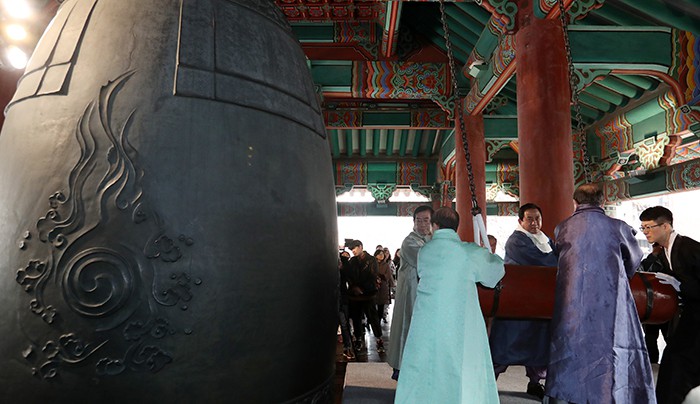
top-left (337, 183), bottom-right (700, 404)
top-left (338, 241), bottom-right (400, 359)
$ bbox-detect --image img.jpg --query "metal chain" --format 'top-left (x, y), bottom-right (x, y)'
top-left (438, 0), bottom-right (481, 215)
top-left (557, 0), bottom-right (592, 183)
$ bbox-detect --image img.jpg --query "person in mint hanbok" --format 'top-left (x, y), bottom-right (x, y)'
top-left (395, 207), bottom-right (505, 404)
top-left (544, 184), bottom-right (655, 404)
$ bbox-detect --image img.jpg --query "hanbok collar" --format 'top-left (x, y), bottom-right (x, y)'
top-left (411, 230), bottom-right (431, 243)
top-left (432, 229), bottom-right (457, 239)
top-left (515, 224), bottom-right (552, 253)
top-left (574, 204), bottom-right (605, 215)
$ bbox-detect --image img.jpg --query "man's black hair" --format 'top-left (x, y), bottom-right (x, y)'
top-left (413, 205), bottom-right (434, 221)
top-left (573, 183), bottom-right (604, 206)
top-left (639, 206), bottom-right (673, 227)
top-left (518, 203), bottom-right (542, 221)
top-left (431, 207), bottom-right (459, 231)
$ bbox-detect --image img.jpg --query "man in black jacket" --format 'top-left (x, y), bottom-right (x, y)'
top-left (343, 240), bottom-right (384, 353)
top-left (639, 206), bottom-right (700, 404)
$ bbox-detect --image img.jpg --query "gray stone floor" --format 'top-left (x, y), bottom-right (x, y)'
top-left (340, 302), bottom-right (664, 403)
top-left (343, 362), bottom-right (661, 404)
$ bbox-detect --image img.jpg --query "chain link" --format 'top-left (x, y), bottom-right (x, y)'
top-left (557, 0), bottom-right (592, 183)
top-left (438, 0), bottom-right (481, 215)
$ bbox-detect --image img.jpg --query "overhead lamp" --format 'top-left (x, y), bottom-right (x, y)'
top-left (388, 188), bottom-right (430, 203)
top-left (2, 0), bottom-right (32, 19)
top-left (336, 188), bottom-right (375, 203)
top-left (5, 24), bottom-right (28, 41)
top-left (6, 46), bottom-right (28, 69)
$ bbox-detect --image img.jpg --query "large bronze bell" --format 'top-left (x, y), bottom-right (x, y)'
top-left (0, 0), bottom-right (338, 402)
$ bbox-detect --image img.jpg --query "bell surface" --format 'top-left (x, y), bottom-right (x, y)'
top-left (0, 0), bottom-right (337, 402)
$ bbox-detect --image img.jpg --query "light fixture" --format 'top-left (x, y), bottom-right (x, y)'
top-left (336, 188), bottom-right (376, 203)
top-left (2, 0), bottom-right (32, 19)
top-left (388, 188), bottom-right (430, 203)
top-left (494, 190), bottom-right (517, 202)
top-left (6, 46), bottom-right (28, 69)
top-left (5, 24), bottom-right (28, 41)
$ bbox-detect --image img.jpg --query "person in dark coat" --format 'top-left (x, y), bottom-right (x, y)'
top-left (338, 250), bottom-right (354, 360)
top-left (639, 242), bottom-right (670, 365)
top-left (344, 240), bottom-right (384, 353)
top-left (489, 203), bottom-right (557, 399)
top-left (544, 184), bottom-right (655, 404)
top-left (374, 249), bottom-right (394, 327)
top-left (639, 206), bottom-right (700, 404)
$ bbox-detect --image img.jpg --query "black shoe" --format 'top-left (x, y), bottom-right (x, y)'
top-left (376, 338), bottom-right (385, 353)
top-left (353, 340), bottom-right (365, 352)
top-left (343, 347), bottom-right (355, 360)
top-left (526, 382), bottom-right (545, 399)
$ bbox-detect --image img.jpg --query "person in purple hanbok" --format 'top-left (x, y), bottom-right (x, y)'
top-left (489, 203), bottom-right (557, 399)
top-left (544, 184), bottom-right (656, 404)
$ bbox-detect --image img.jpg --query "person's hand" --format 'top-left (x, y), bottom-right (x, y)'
top-left (651, 243), bottom-right (663, 256)
top-left (655, 272), bottom-right (680, 292)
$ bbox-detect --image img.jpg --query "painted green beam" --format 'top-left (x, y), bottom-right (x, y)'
top-left (399, 130), bottom-right (408, 157)
top-left (345, 129), bottom-right (353, 157)
top-left (568, 27), bottom-right (672, 68)
top-left (583, 10), bottom-right (617, 26)
top-left (372, 129), bottom-right (381, 157)
top-left (484, 116), bottom-right (517, 139)
top-left (412, 129), bottom-right (424, 158)
top-left (363, 112), bottom-right (411, 127)
top-left (453, 2), bottom-right (492, 24)
top-left (597, 76), bottom-right (643, 99)
top-left (585, 83), bottom-right (628, 107)
top-left (444, 6), bottom-right (486, 37)
top-left (615, 74), bottom-right (659, 91)
top-left (579, 93), bottom-right (614, 112)
top-left (424, 130), bottom-right (437, 157)
top-left (330, 129), bottom-right (340, 158)
top-left (499, 87), bottom-right (517, 101)
top-left (440, 129), bottom-right (456, 165)
top-left (625, 95), bottom-right (668, 125)
top-left (309, 62), bottom-right (352, 87)
top-left (359, 129), bottom-right (367, 157)
top-left (592, 6), bottom-right (649, 26)
top-left (578, 104), bottom-right (604, 121)
top-left (424, 15), bottom-right (475, 55)
top-left (386, 130), bottom-right (395, 157)
top-left (616, 0), bottom-right (700, 34)
top-left (442, 13), bottom-right (480, 45)
top-left (498, 103), bottom-right (518, 115)
top-left (290, 24), bottom-right (335, 42)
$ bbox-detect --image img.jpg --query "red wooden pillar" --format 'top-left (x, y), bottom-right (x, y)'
top-left (515, 0), bottom-right (574, 237)
top-left (456, 113), bottom-right (487, 242)
top-left (0, 70), bottom-right (22, 131)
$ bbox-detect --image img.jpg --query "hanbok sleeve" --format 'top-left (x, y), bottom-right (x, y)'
top-left (676, 239), bottom-right (700, 301)
top-left (620, 223), bottom-right (643, 278)
top-left (476, 249), bottom-right (505, 288)
top-left (401, 234), bottom-right (421, 270)
top-left (504, 232), bottom-right (557, 266)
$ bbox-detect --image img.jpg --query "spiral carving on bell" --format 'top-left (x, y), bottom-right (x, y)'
top-left (15, 72), bottom-right (200, 379)
top-left (62, 247), bottom-right (136, 320)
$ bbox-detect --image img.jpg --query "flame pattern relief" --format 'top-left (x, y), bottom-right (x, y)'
top-left (15, 72), bottom-right (201, 380)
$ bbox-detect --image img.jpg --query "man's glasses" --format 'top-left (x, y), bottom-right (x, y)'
top-left (639, 223), bottom-right (664, 232)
